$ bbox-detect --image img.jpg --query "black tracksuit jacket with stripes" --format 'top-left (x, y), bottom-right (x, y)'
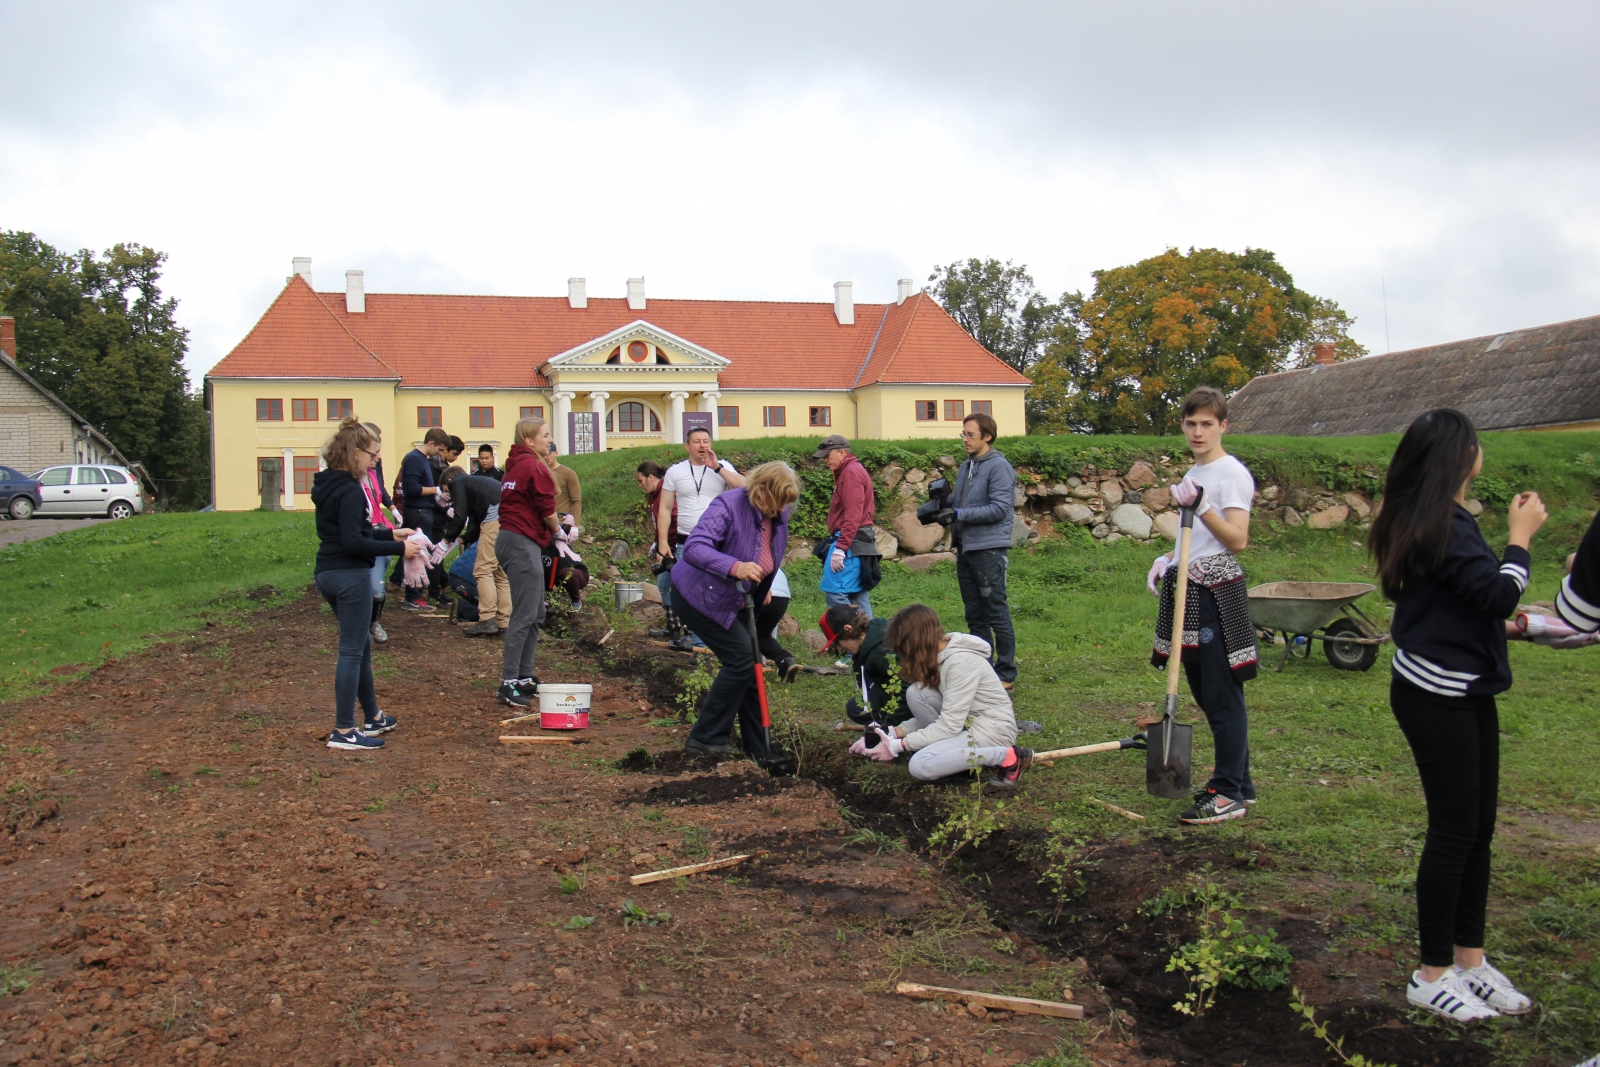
top-left (1556, 509), bottom-right (1600, 634)
top-left (1390, 504), bottom-right (1530, 698)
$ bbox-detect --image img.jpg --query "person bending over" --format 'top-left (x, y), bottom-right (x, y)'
top-left (819, 604), bottom-right (903, 731)
top-left (1370, 407), bottom-right (1546, 1022)
top-left (311, 417), bottom-right (420, 750)
top-left (671, 461), bottom-right (799, 761)
top-left (850, 604), bottom-right (1031, 787)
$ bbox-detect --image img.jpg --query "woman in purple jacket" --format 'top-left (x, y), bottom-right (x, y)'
top-left (670, 462), bottom-right (800, 762)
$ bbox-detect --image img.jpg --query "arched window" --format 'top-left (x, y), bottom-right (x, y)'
top-left (608, 402), bottom-right (662, 434)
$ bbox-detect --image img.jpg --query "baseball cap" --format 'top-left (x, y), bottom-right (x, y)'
top-left (818, 603), bottom-right (861, 651)
top-left (812, 434), bottom-right (850, 459)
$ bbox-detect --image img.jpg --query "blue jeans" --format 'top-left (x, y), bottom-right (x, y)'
top-left (369, 556), bottom-right (387, 599)
top-left (316, 567), bottom-right (380, 731)
top-left (956, 547), bottom-right (1016, 682)
top-left (823, 589), bottom-right (872, 620)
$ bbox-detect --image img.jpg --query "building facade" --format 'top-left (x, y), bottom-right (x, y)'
top-left (0, 316), bottom-right (131, 473)
top-left (203, 263), bottom-right (1031, 512)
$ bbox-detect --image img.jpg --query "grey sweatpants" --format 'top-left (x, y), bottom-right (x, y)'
top-left (497, 527), bottom-right (547, 681)
top-left (903, 683), bottom-right (1013, 781)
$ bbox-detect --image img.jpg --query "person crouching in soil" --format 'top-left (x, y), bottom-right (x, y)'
top-left (311, 417), bottom-right (421, 750)
top-left (850, 604), bottom-right (1031, 786)
top-left (820, 604), bottom-right (905, 733)
top-left (496, 416), bottom-right (561, 709)
top-left (672, 461), bottom-right (800, 761)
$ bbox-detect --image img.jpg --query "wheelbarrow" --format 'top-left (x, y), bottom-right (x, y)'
top-left (1247, 581), bottom-right (1389, 672)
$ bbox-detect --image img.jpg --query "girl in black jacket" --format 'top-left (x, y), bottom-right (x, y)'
top-left (311, 418), bottom-right (421, 751)
top-left (1369, 408), bottom-right (1546, 1022)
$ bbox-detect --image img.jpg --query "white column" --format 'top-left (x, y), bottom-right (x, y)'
top-left (551, 391), bottom-right (575, 454)
top-left (588, 392), bottom-right (610, 452)
top-left (700, 391), bottom-right (722, 440)
top-left (667, 391), bottom-right (689, 444)
top-left (281, 447), bottom-right (296, 510)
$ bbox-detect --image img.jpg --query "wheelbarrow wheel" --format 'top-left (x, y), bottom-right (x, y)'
top-left (1324, 619), bottom-right (1377, 672)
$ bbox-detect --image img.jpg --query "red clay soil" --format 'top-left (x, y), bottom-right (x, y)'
top-left (0, 595), bottom-right (1500, 1067)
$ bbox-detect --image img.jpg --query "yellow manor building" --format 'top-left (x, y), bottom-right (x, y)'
top-left (203, 261), bottom-right (1030, 511)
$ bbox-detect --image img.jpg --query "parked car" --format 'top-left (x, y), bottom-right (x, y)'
top-left (30, 464), bottom-right (146, 519)
top-left (0, 466), bottom-right (42, 519)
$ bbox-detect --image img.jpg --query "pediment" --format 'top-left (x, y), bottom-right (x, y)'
top-left (542, 320), bottom-right (731, 372)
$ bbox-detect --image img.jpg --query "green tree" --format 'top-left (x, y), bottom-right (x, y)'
top-left (1030, 247), bottom-right (1364, 436)
top-left (928, 258), bottom-right (1059, 375)
top-left (0, 231), bottom-right (209, 507)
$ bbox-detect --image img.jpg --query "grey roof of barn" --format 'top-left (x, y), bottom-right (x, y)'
top-left (1226, 313), bottom-right (1600, 436)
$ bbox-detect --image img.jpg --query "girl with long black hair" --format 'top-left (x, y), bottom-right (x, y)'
top-left (1369, 408), bottom-right (1546, 1021)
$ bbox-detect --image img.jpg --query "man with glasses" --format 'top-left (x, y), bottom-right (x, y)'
top-left (942, 412), bottom-right (1019, 688)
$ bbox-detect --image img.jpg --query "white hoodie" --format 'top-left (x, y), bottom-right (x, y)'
top-left (903, 633), bottom-right (1018, 752)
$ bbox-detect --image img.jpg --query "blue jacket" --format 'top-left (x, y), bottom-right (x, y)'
top-left (672, 488), bottom-right (789, 630)
top-left (399, 449), bottom-right (435, 510)
top-left (952, 448), bottom-right (1016, 552)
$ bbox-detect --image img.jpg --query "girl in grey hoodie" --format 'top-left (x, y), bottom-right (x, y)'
top-left (850, 604), bottom-right (1031, 787)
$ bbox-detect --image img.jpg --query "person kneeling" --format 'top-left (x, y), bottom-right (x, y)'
top-left (821, 604), bottom-right (905, 731)
top-left (850, 604), bottom-right (1031, 787)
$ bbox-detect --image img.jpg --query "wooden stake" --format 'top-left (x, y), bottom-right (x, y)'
top-left (597, 629), bottom-right (615, 647)
top-left (833, 721), bottom-right (866, 732)
top-left (894, 982), bottom-right (1083, 1020)
top-left (498, 735), bottom-right (580, 745)
top-left (629, 854), bottom-right (751, 886)
top-left (499, 712), bottom-right (540, 725)
top-left (1089, 798), bottom-right (1146, 822)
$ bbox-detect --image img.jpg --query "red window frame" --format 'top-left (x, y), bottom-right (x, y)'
top-left (809, 406), bottom-right (831, 427)
top-left (292, 457), bottom-right (320, 496)
top-left (520, 406), bottom-right (544, 420)
top-left (943, 400), bottom-right (965, 421)
top-left (327, 398), bottom-right (353, 420)
top-left (970, 400), bottom-right (992, 416)
top-left (763, 406), bottom-right (786, 428)
top-left (915, 400), bottom-right (936, 422)
top-left (718, 406), bottom-right (740, 427)
top-left (469, 406), bottom-right (494, 428)
top-left (257, 398), bottom-right (283, 422)
top-left (417, 406), bottom-right (442, 428)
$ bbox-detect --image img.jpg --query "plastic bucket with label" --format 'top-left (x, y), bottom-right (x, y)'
top-left (538, 683), bottom-right (592, 730)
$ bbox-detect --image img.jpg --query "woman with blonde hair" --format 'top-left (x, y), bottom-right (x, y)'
top-left (495, 416), bottom-right (560, 709)
top-left (850, 603), bottom-right (1030, 787)
top-left (672, 461), bottom-right (800, 761)
top-left (311, 417), bottom-right (421, 750)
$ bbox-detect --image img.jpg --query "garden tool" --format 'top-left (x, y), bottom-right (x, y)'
top-left (1033, 733), bottom-right (1146, 765)
top-left (1148, 487), bottom-right (1200, 799)
top-left (742, 588), bottom-right (793, 776)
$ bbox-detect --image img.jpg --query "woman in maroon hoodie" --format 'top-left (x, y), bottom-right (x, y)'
top-left (496, 417), bottom-right (561, 708)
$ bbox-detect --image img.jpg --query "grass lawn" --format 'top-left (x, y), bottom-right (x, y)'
top-left (0, 511), bottom-right (315, 701)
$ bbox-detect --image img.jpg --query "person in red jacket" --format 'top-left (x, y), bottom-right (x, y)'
top-left (496, 417), bottom-right (560, 709)
top-left (815, 434), bottom-right (878, 619)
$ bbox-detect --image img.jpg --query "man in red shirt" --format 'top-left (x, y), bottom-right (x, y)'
top-left (814, 433), bottom-right (877, 619)
top-left (496, 417), bottom-right (560, 709)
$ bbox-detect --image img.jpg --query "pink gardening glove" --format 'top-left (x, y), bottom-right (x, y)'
top-left (1146, 555), bottom-right (1170, 597)
top-left (1170, 477), bottom-right (1208, 512)
top-left (848, 737), bottom-right (870, 757)
top-left (1517, 613), bottom-right (1600, 648)
top-left (868, 728), bottom-right (904, 762)
top-left (830, 547), bottom-right (847, 573)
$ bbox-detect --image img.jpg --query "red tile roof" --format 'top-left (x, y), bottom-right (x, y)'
top-left (207, 280), bottom-right (1031, 391)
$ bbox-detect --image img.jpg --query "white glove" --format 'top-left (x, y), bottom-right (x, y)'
top-left (1146, 555), bottom-right (1170, 597)
top-left (389, 507), bottom-right (403, 525)
top-left (830, 547), bottom-right (847, 573)
top-left (869, 728), bottom-right (904, 761)
top-left (848, 737), bottom-right (870, 757)
top-left (1517, 613), bottom-right (1600, 648)
top-left (428, 540), bottom-right (452, 566)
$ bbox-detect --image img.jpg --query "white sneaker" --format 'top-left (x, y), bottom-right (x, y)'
top-left (1407, 970), bottom-right (1499, 1022)
top-left (1455, 957), bottom-right (1533, 1015)
top-left (371, 621), bottom-right (388, 643)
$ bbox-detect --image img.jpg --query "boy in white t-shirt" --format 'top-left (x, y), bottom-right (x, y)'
top-left (1146, 386), bottom-right (1261, 825)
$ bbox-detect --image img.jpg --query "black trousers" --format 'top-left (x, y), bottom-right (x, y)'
top-left (1390, 676), bottom-right (1499, 967)
top-left (1182, 584), bottom-right (1253, 801)
top-left (758, 594), bottom-right (791, 666)
top-left (671, 578), bottom-right (771, 762)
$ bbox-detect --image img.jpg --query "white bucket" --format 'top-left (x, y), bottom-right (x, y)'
top-left (538, 683), bottom-right (592, 730)
top-left (613, 582), bottom-right (645, 610)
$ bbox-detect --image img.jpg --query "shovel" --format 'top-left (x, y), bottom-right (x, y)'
top-left (742, 589), bottom-right (793, 776)
top-left (1033, 733), bottom-right (1146, 765)
top-left (1148, 487), bottom-right (1200, 799)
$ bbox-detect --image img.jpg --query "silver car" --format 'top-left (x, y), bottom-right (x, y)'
top-left (31, 464), bottom-right (146, 519)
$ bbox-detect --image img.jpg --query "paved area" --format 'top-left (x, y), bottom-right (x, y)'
top-left (0, 516), bottom-right (111, 548)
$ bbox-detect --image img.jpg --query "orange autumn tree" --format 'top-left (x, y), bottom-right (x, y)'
top-left (1032, 247), bottom-right (1363, 435)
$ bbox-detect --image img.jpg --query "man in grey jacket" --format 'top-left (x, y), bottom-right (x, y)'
top-left (948, 412), bottom-right (1018, 685)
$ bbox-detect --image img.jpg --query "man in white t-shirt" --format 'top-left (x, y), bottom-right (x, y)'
top-left (1146, 386), bottom-right (1260, 826)
top-left (656, 427), bottom-right (746, 650)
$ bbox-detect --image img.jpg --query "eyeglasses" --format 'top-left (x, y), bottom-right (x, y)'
top-left (360, 448), bottom-right (379, 460)
top-left (959, 431), bottom-right (982, 439)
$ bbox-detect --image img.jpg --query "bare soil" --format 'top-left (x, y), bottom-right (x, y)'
top-left (0, 594), bottom-right (1501, 1066)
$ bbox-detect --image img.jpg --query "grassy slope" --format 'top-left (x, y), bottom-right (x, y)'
top-left (574, 431), bottom-right (1600, 1065)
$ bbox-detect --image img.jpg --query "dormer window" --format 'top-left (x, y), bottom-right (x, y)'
top-left (628, 341), bottom-right (650, 363)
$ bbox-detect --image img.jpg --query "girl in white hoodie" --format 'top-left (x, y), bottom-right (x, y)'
top-left (852, 604), bottom-right (1032, 787)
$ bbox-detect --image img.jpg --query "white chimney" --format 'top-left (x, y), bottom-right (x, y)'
top-left (897, 278), bottom-right (914, 305)
top-left (627, 277), bottom-right (646, 311)
top-left (568, 277), bottom-right (588, 309)
top-left (834, 281), bottom-right (855, 325)
top-left (292, 257), bottom-right (313, 287)
top-left (345, 270), bottom-right (365, 313)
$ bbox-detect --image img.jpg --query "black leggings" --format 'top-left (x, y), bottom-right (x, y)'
top-left (1390, 676), bottom-right (1499, 967)
top-left (758, 594), bottom-right (791, 665)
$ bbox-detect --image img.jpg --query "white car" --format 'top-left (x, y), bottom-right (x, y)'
top-left (31, 464), bottom-right (146, 519)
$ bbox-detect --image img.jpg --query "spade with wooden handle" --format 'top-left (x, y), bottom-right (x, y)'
top-left (1148, 487), bottom-right (1200, 799)
top-left (1033, 733), bottom-right (1146, 764)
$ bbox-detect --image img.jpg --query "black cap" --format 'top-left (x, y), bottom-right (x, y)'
top-left (813, 433), bottom-right (850, 459)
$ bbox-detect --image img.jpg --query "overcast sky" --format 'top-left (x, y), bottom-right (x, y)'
top-left (2, 1), bottom-right (1597, 378)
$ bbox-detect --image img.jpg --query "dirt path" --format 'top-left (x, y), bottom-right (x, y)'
top-left (0, 517), bottom-right (109, 549)
top-left (0, 595), bottom-right (1499, 1067)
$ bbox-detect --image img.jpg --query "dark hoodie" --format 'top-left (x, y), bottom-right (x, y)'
top-left (311, 468), bottom-right (403, 575)
top-left (850, 616), bottom-right (904, 720)
top-left (497, 441), bottom-right (556, 546)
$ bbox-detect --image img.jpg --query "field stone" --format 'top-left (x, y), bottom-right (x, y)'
top-left (802, 629), bottom-right (827, 653)
top-left (609, 540), bottom-right (631, 563)
top-left (1154, 512), bottom-right (1181, 540)
top-left (1342, 493), bottom-right (1372, 519)
top-left (1071, 485), bottom-right (1098, 499)
top-left (1124, 462), bottom-right (1156, 488)
top-left (1110, 503), bottom-right (1153, 538)
top-left (1124, 491), bottom-right (1142, 504)
top-left (1143, 486), bottom-right (1171, 510)
top-left (902, 552), bottom-right (957, 572)
top-left (878, 465), bottom-right (905, 490)
top-left (777, 613), bottom-right (800, 638)
top-left (784, 540), bottom-right (814, 564)
top-left (1307, 504), bottom-right (1349, 529)
top-left (602, 565), bottom-right (622, 580)
top-left (1103, 532), bottom-right (1123, 544)
top-left (904, 469), bottom-right (925, 485)
top-left (1055, 503), bottom-right (1095, 525)
top-left (640, 581), bottom-right (662, 603)
top-left (628, 601), bottom-right (666, 625)
top-left (1463, 498), bottom-right (1484, 517)
top-left (1009, 519), bottom-right (1036, 548)
top-left (1091, 523), bottom-right (1110, 539)
top-left (871, 524), bottom-right (899, 559)
top-left (1283, 507), bottom-right (1304, 527)
top-left (1049, 483), bottom-right (1071, 497)
top-left (892, 511), bottom-right (945, 554)
top-left (938, 455), bottom-right (957, 468)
